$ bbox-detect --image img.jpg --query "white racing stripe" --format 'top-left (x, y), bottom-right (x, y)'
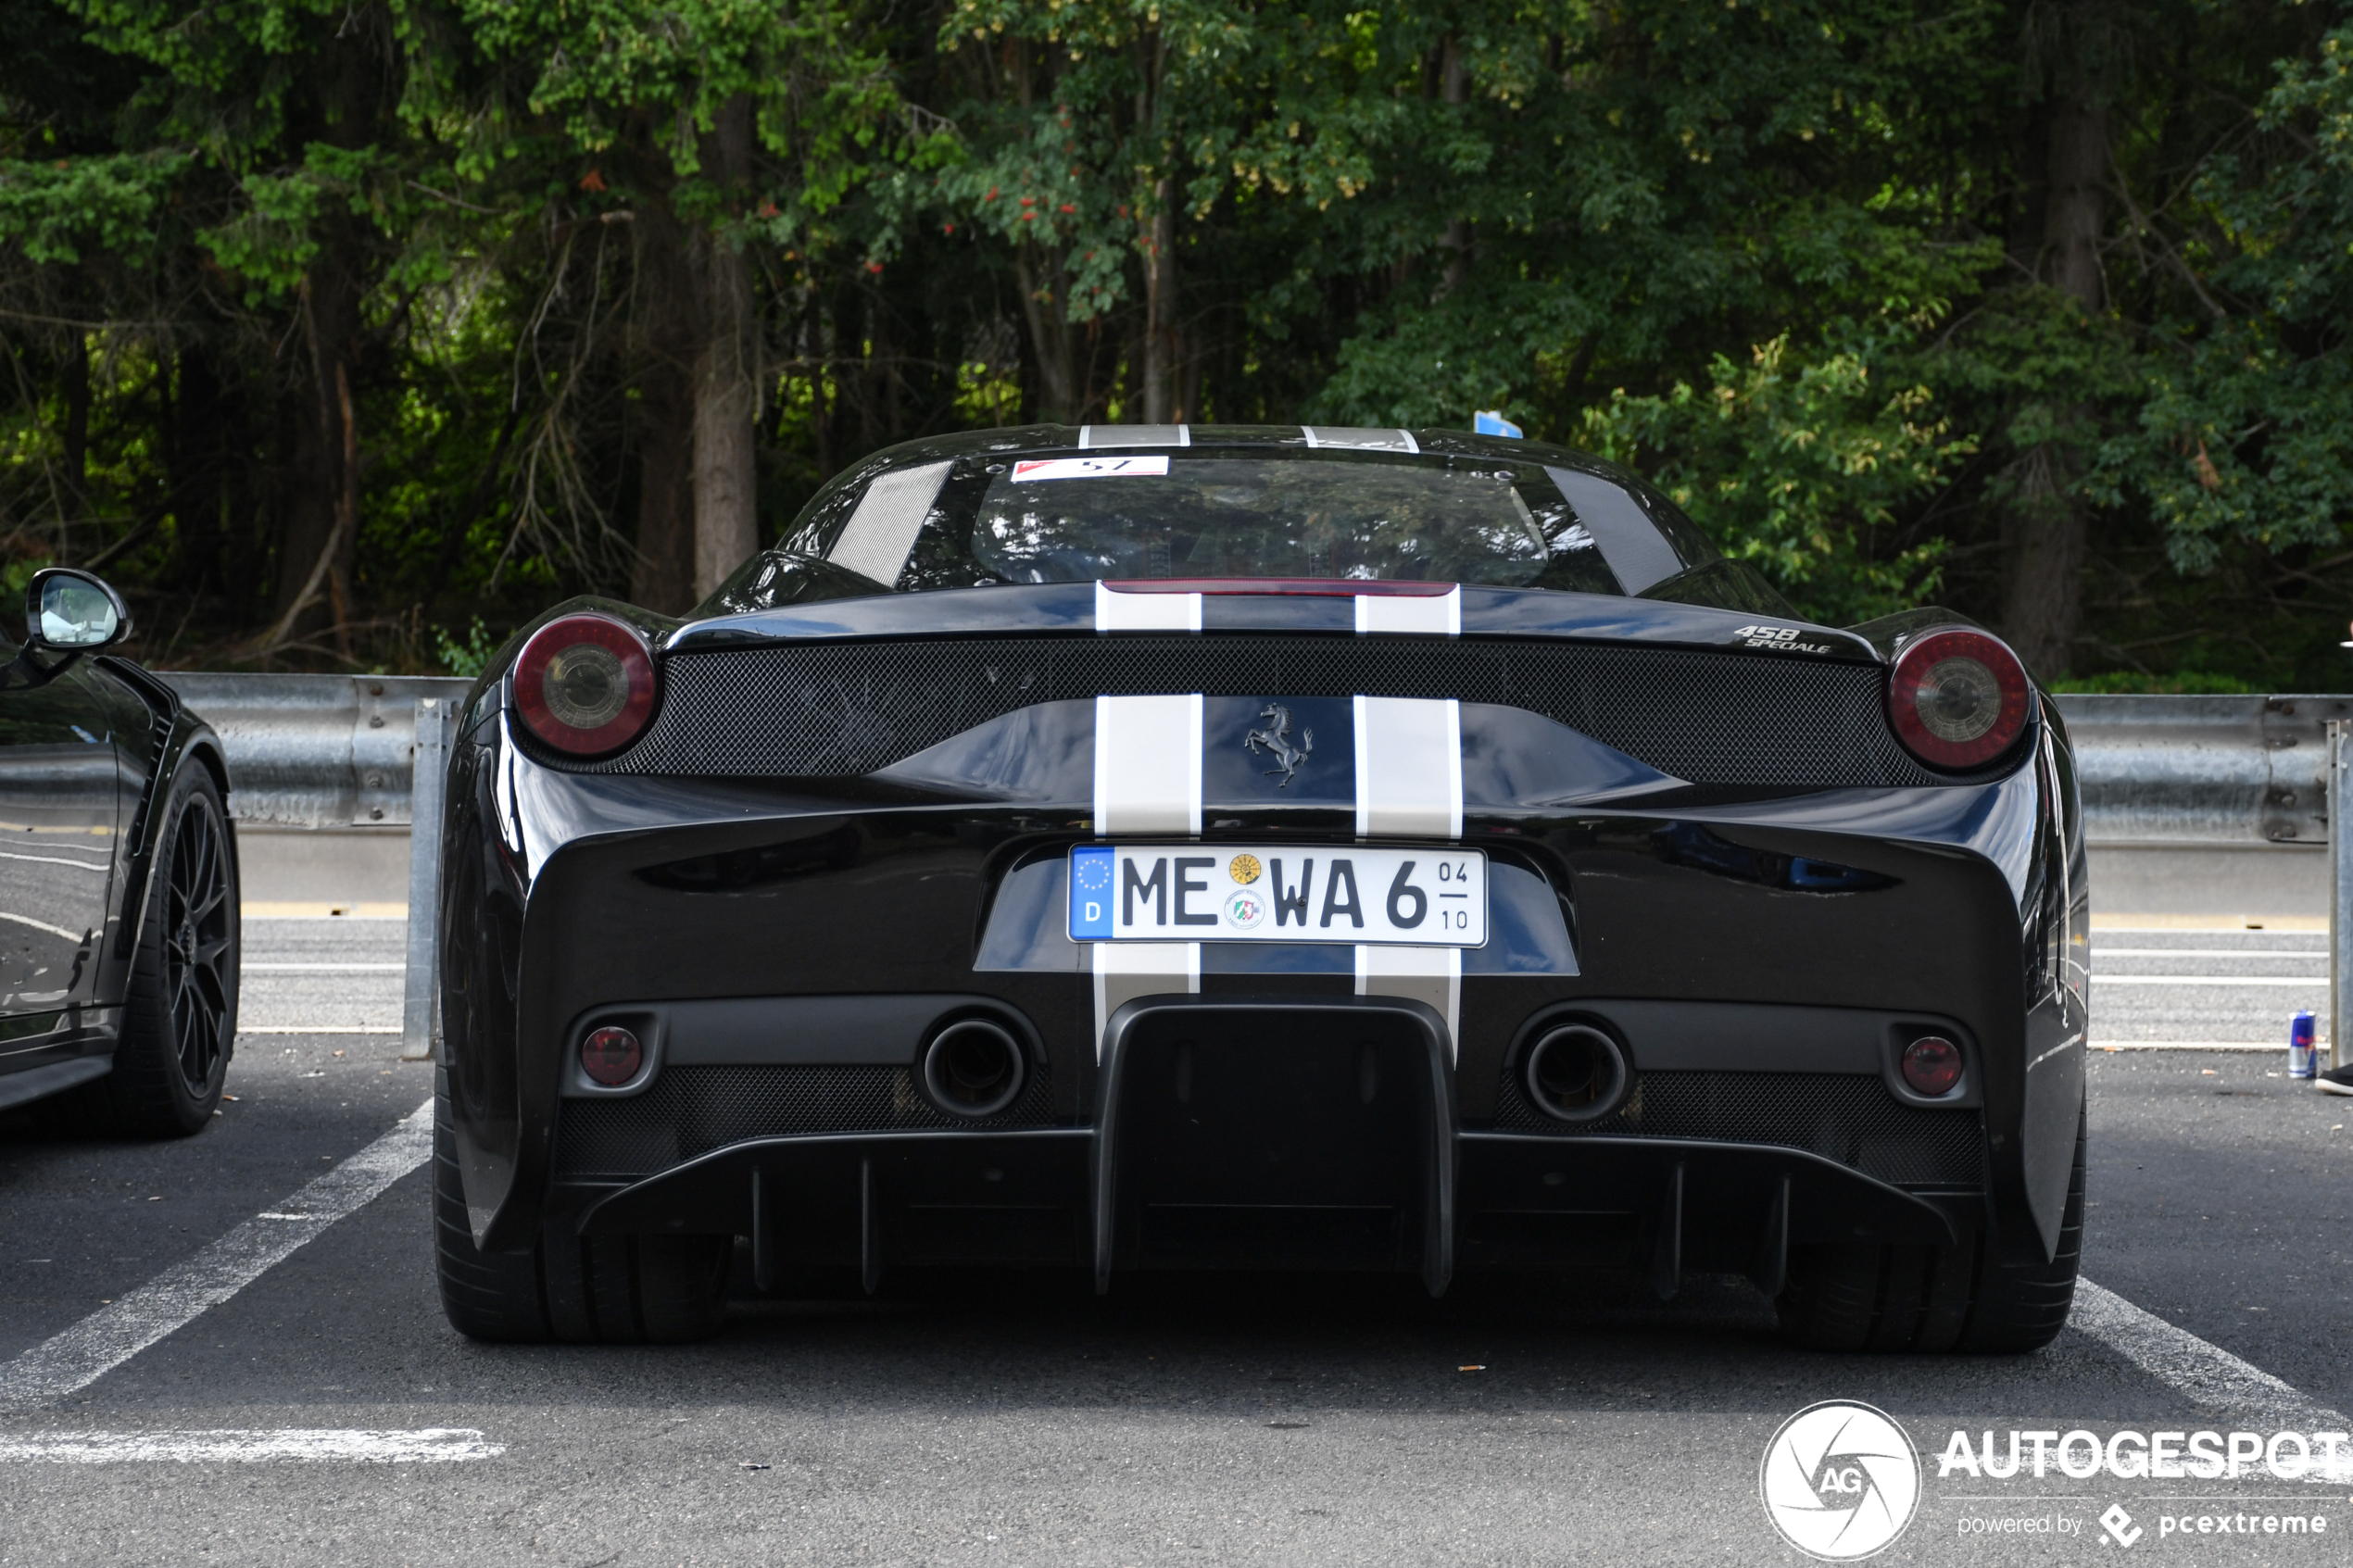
top-left (1354, 586), bottom-right (1461, 636)
top-left (1094, 580), bottom-right (1202, 632)
top-left (1353, 696), bottom-right (1461, 839)
top-left (0, 1429), bottom-right (503, 1464)
top-left (1354, 946), bottom-right (1460, 1058)
top-left (1091, 941), bottom-right (1199, 1057)
top-left (0, 1099), bottom-right (434, 1414)
top-left (1094, 695), bottom-right (1202, 834)
top-left (2071, 1277), bottom-right (2346, 1425)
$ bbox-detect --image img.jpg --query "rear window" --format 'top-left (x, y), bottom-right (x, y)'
top-left (843, 448), bottom-right (1625, 596)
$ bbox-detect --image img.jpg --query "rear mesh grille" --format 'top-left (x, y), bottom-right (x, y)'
top-left (1493, 1070), bottom-right (1985, 1188)
top-left (555, 1064), bottom-right (1057, 1181)
top-left (571, 635), bottom-right (1970, 787)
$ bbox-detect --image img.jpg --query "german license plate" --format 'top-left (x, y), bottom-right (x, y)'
top-left (1068, 846), bottom-right (1486, 946)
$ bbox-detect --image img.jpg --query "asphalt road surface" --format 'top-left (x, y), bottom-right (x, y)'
top-left (0, 915), bottom-right (2349, 1566)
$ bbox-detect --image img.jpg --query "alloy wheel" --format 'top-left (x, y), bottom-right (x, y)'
top-left (163, 795), bottom-right (233, 1091)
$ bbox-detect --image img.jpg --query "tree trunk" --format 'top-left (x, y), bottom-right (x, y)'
top-left (1434, 37), bottom-right (1474, 302)
top-left (632, 360), bottom-right (698, 613)
top-left (1999, 2), bottom-right (2114, 678)
top-left (271, 251), bottom-right (360, 635)
top-left (58, 335), bottom-right (90, 527)
top-left (269, 18), bottom-right (375, 646)
top-left (690, 95), bottom-right (760, 601)
top-left (1140, 179), bottom-right (1178, 423)
top-left (1013, 245), bottom-right (1083, 423)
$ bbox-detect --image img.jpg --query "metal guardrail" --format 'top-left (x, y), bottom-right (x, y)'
top-left (156, 674), bottom-right (472, 829)
top-left (157, 673), bottom-right (470, 1061)
top-left (2052, 693), bottom-right (2353, 848)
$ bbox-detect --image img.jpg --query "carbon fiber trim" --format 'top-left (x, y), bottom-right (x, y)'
top-left (1493, 1069), bottom-right (1986, 1188)
top-left (553, 1064), bottom-right (1058, 1181)
top-left (569, 635), bottom-right (1976, 787)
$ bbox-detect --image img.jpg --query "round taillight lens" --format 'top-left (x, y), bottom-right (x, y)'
top-left (581, 1025), bottom-right (642, 1087)
top-left (1887, 627), bottom-right (2031, 769)
top-left (515, 613), bottom-right (657, 757)
top-left (1901, 1035), bottom-right (1962, 1098)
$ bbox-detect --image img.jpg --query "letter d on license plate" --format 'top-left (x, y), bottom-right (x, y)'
top-left (1068, 846), bottom-right (1486, 947)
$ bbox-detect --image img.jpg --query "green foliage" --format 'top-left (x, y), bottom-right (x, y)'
top-left (0, 0), bottom-right (2349, 691)
top-left (1577, 307), bottom-right (1975, 626)
top-left (433, 616), bottom-right (498, 677)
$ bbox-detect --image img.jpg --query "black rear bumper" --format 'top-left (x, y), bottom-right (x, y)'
top-left (566, 997), bottom-right (1967, 1296)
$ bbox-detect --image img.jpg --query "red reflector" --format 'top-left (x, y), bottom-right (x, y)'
top-left (1101, 578), bottom-right (1455, 596)
top-left (1901, 1035), bottom-right (1962, 1098)
top-left (1887, 626), bottom-right (2031, 769)
top-left (515, 613), bottom-right (658, 758)
top-left (581, 1026), bottom-right (642, 1087)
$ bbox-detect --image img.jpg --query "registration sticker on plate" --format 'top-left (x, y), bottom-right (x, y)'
top-left (1068, 846), bottom-right (1486, 947)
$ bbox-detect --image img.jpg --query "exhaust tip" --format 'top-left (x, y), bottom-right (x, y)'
top-left (919, 1018), bottom-right (1026, 1119)
top-left (1521, 1022), bottom-right (1630, 1123)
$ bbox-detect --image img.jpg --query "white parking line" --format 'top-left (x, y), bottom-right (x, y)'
top-left (242, 963), bottom-right (406, 973)
top-left (2070, 1278), bottom-right (2345, 1425)
top-left (235, 1026), bottom-right (400, 1035)
top-left (2094, 948), bottom-right (2327, 960)
top-left (2093, 976), bottom-right (2327, 986)
top-left (0, 1098), bottom-right (433, 1415)
top-left (2091, 1041), bottom-right (2285, 1051)
top-left (0, 1429), bottom-right (502, 1463)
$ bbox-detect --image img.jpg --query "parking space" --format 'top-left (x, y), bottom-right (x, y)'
top-left (0, 903), bottom-right (2347, 1564)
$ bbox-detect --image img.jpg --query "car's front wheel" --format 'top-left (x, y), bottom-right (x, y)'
top-left (433, 1068), bottom-right (729, 1343)
top-left (1777, 1108), bottom-right (2084, 1353)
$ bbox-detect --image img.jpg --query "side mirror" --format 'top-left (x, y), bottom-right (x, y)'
top-left (24, 568), bottom-right (130, 653)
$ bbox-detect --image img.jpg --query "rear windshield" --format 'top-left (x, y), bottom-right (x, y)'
top-left (825, 449), bottom-right (1631, 596)
top-left (951, 453), bottom-right (1605, 591)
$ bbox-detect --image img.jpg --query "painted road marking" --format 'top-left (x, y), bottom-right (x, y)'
top-left (2091, 1040), bottom-right (2286, 1051)
top-left (2070, 1277), bottom-right (2345, 1425)
top-left (236, 1026), bottom-right (400, 1035)
top-left (2093, 976), bottom-right (2327, 986)
top-left (242, 963), bottom-right (406, 972)
top-left (0, 1429), bottom-right (502, 1463)
top-left (0, 1098), bottom-right (433, 1414)
top-left (2093, 947), bottom-right (2326, 960)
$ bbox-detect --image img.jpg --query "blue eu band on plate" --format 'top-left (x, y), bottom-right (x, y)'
top-left (1069, 845), bottom-right (1488, 946)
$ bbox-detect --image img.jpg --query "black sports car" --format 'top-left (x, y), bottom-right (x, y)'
top-left (434, 425), bottom-right (2087, 1351)
top-left (1, 569), bottom-right (239, 1135)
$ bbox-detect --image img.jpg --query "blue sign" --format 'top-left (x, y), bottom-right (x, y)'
top-left (1068, 847), bottom-right (1115, 939)
top-left (1474, 410), bottom-right (1523, 438)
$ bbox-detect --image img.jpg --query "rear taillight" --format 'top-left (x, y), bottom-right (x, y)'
top-left (514, 613), bottom-right (657, 757)
top-left (1887, 627), bottom-right (2031, 769)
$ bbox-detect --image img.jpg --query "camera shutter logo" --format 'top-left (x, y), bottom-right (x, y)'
top-left (1757, 1400), bottom-right (1920, 1560)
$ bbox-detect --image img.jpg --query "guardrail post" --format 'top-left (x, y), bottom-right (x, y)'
top-left (401, 698), bottom-right (453, 1062)
top-left (2334, 721), bottom-right (2352, 1070)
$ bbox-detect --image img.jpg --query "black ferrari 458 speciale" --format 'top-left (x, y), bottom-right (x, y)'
top-left (2, 568), bottom-right (238, 1135)
top-left (434, 425), bottom-right (2087, 1351)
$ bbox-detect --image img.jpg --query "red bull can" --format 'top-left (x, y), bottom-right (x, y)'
top-left (2291, 1010), bottom-right (2318, 1079)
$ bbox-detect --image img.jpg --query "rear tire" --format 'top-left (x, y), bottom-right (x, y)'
top-left (1777, 1107), bottom-right (2084, 1353)
top-left (434, 1068), bottom-right (729, 1344)
top-left (79, 764), bottom-right (237, 1137)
